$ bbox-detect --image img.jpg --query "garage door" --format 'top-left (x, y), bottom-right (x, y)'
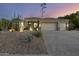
top-left (41, 23), bottom-right (57, 31)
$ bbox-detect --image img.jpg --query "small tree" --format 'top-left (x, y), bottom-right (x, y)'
top-left (41, 3), bottom-right (47, 17)
top-left (0, 20), bottom-right (2, 31)
top-left (58, 11), bottom-right (79, 30)
top-left (1, 18), bottom-right (10, 31)
top-left (12, 17), bottom-right (21, 31)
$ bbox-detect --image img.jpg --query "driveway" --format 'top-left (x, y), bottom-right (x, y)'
top-left (42, 31), bottom-right (79, 56)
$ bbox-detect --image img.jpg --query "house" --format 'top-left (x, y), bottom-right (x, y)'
top-left (19, 17), bottom-right (69, 32)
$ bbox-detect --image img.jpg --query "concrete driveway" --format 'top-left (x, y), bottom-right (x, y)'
top-left (42, 31), bottom-right (79, 56)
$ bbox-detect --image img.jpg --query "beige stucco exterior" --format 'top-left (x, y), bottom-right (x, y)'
top-left (19, 17), bottom-right (69, 31)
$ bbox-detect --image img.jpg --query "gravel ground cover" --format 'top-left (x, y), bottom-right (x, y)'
top-left (0, 31), bottom-right (47, 56)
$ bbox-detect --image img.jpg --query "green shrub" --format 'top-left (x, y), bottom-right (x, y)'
top-left (27, 33), bottom-right (33, 42)
top-left (0, 28), bottom-right (2, 31)
top-left (32, 31), bottom-right (42, 37)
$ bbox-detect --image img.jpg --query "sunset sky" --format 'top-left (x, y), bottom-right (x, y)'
top-left (0, 3), bottom-right (79, 19)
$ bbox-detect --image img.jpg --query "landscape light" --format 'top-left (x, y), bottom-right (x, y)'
top-left (20, 21), bottom-right (24, 32)
top-left (21, 22), bottom-right (24, 26)
top-left (30, 27), bottom-right (33, 31)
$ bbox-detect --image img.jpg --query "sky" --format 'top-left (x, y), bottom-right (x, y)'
top-left (0, 3), bottom-right (79, 19)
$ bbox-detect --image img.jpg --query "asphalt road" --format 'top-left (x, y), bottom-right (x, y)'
top-left (42, 31), bottom-right (79, 56)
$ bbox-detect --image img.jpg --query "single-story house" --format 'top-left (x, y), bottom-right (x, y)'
top-left (19, 17), bottom-right (69, 32)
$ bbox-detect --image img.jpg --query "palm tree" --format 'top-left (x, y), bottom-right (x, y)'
top-left (41, 3), bottom-right (47, 17)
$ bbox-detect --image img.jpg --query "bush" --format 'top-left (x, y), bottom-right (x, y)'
top-left (32, 31), bottom-right (42, 37)
top-left (27, 33), bottom-right (33, 42)
top-left (24, 33), bottom-right (33, 43)
top-left (0, 28), bottom-right (2, 31)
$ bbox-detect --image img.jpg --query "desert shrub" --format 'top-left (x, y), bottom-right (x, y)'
top-left (0, 28), bottom-right (2, 31)
top-left (19, 33), bottom-right (33, 43)
top-left (32, 31), bottom-right (42, 38)
top-left (27, 33), bottom-right (33, 42)
top-left (24, 33), bottom-right (33, 43)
